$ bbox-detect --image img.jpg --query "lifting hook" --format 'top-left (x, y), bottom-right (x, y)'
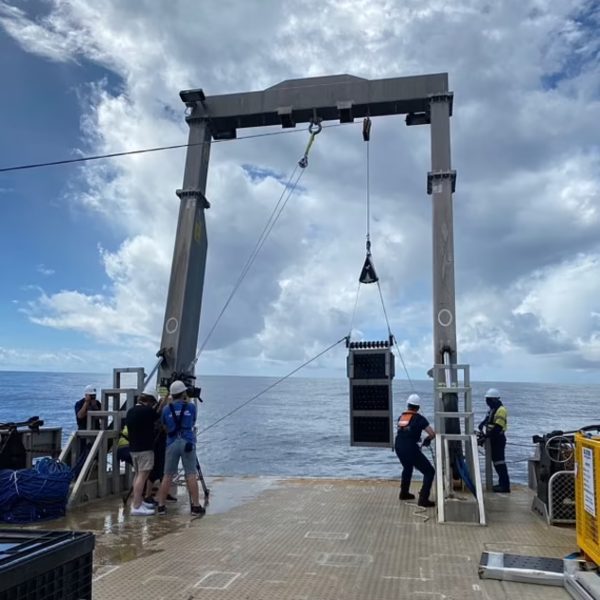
top-left (298, 118), bottom-right (322, 168)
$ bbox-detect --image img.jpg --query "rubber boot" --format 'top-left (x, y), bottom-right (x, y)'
top-left (417, 494), bottom-right (435, 508)
top-left (399, 485), bottom-right (415, 500)
top-left (495, 463), bottom-right (510, 493)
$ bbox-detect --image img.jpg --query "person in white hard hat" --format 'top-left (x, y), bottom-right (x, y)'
top-left (74, 385), bottom-right (101, 455)
top-left (478, 388), bottom-right (510, 493)
top-left (156, 381), bottom-right (205, 516)
top-left (395, 393), bottom-right (436, 507)
top-left (75, 385), bottom-right (101, 430)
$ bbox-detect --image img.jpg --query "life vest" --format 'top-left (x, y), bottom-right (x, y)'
top-left (397, 410), bottom-right (418, 430)
top-left (167, 403), bottom-right (192, 438)
top-left (117, 426), bottom-right (129, 448)
top-left (491, 405), bottom-right (508, 432)
top-left (396, 410), bottom-right (424, 446)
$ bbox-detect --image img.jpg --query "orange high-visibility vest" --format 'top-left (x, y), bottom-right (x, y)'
top-left (398, 410), bottom-right (418, 429)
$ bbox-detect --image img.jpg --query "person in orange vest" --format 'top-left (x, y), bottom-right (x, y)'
top-left (395, 393), bottom-right (436, 507)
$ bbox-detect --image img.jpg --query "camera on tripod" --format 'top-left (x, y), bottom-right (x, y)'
top-left (160, 372), bottom-right (203, 402)
top-left (187, 385), bottom-right (202, 401)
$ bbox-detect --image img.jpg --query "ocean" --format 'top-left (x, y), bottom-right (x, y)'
top-left (1, 371), bottom-right (598, 483)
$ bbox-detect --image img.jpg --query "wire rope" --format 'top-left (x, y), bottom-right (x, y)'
top-left (345, 119), bottom-right (415, 389)
top-left (375, 281), bottom-right (414, 390)
top-left (0, 122), bottom-right (352, 174)
top-left (366, 138), bottom-right (371, 245)
top-left (189, 165), bottom-right (305, 369)
top-left (347, 281), bottom-right (362, 338)
top-left (197, 336), bottom-right (347, 435)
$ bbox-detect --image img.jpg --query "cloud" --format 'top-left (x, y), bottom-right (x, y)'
top-left (0, 345), bottom-right (85, 368)
top-left (23, 235), bottom-right (169, 344)
top-left (512, 253), bottom-right (600, 364)
top-left (0, 2), bottom-right (82, 63)
top-left (37, 264), bottom-right (55, 276)
top-left (2, 0), bottom-right (600, 381)
top-left (0, 343), bottom-right (155, 373)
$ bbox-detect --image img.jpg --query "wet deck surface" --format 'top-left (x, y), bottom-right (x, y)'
top-left (35, 477), bottom-right (573, 599)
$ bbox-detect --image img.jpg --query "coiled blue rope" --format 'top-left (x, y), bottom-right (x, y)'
top-left (0, 459), bottom-right (73, 523)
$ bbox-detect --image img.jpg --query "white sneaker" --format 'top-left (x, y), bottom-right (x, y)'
top-left (130, 504), bottom-right (155, 516)
top-left (142, 501), bottom-right (156, 509)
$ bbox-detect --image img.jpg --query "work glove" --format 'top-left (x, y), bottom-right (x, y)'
top-left (422, 437), bottom-right (432, 448)
top-left (477, 434), bottom-right (486, 447)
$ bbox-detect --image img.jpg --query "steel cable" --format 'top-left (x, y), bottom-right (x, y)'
top-left (189, 165), bottom-right (305, 369)
top-left (196, 336), bottom-right (348, 436)
top-left (0, 122), bottom-right (353, 174)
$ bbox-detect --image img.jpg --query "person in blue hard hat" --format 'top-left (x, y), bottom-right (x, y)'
top-left (395, 393), bottom-right (436, 507)
top-left (478, 388), bottom-right (510, 493)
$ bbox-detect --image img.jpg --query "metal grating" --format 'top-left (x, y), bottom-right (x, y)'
top-left (352, 353), bottom-right (388, 379)
top-left (193, 571), bottom-right (241, 589)
top-left (85, 478), bottom-right (575, 600)
top-left (548, 470), bottom-right (576, 524)
top-left (352, 417), bottom-right (390, 444)
top-left (351, 384), bottom-right (390, 411)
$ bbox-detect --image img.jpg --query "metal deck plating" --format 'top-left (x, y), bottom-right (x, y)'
top-left (26, 477), bottom-right (574, 599)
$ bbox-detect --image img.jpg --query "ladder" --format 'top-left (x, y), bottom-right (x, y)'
top-left (60, 367), bottom-right (144, 507)
top-left (433, 363), bottom-right (485, 525)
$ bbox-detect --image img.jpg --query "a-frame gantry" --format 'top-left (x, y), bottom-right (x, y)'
top-left (157, 73), bottom-right (482, 523)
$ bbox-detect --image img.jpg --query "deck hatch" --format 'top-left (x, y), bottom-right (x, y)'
top-left (193, 570), bottom-right (241, 589)
top-left (317, 553), bottom-right (373, 567)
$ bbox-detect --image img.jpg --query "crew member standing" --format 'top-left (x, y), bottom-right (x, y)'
top-left (478, 388), bottom-right (510, 493)
top-left (395, 393), bottom-right (436, 508)
top-left (126, 392), bottom-right (158, 516)
top-left (156, 381), bottom-right (204, 516)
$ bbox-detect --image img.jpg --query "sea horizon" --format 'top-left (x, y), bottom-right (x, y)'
top-left (1, 368), bottom-right (598, 388)
top-left (2, 371), bottom-right (599, 483)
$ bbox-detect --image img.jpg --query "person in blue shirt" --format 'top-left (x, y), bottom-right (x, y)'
top-left (156, 380), bottom-right (204, 516)
top-left (395, 393), bottom-right (436, 508)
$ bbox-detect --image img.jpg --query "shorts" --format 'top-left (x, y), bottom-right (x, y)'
top-left (164, 438), bottom-right (197, 476)
top-left (130, 450), bottom-right (154, 473)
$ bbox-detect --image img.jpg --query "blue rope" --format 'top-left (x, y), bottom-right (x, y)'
top-left (0, 459), bottom-right (73, 523)
top-left (454, 455), bottom-right (477, 496)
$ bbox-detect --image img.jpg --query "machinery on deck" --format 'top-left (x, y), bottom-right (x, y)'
top-left (0, 417), bottom-right (61, 470)
top-left (530, 426), bottom-right (600, 525)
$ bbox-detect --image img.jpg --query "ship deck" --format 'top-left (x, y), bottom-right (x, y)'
top-left (38, 476), bottom-right (573, 599)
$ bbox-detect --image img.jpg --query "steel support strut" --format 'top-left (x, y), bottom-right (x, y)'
top-left (429, 93), bottom-right (461, 467)
top-left (158, 118), bottom-right (211, 387)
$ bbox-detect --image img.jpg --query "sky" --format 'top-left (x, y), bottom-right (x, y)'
top-left (0, 0), bottom-right (599, 384)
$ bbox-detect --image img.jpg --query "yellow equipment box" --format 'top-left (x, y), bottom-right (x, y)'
top-left (575, 432), bottom-right (600, 565)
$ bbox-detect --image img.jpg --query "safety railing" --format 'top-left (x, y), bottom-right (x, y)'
top-left (547, 470), bottom-right (576, 524)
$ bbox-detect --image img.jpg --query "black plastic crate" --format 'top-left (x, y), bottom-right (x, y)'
top-left (0, 529), bottom-right (94, 600)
